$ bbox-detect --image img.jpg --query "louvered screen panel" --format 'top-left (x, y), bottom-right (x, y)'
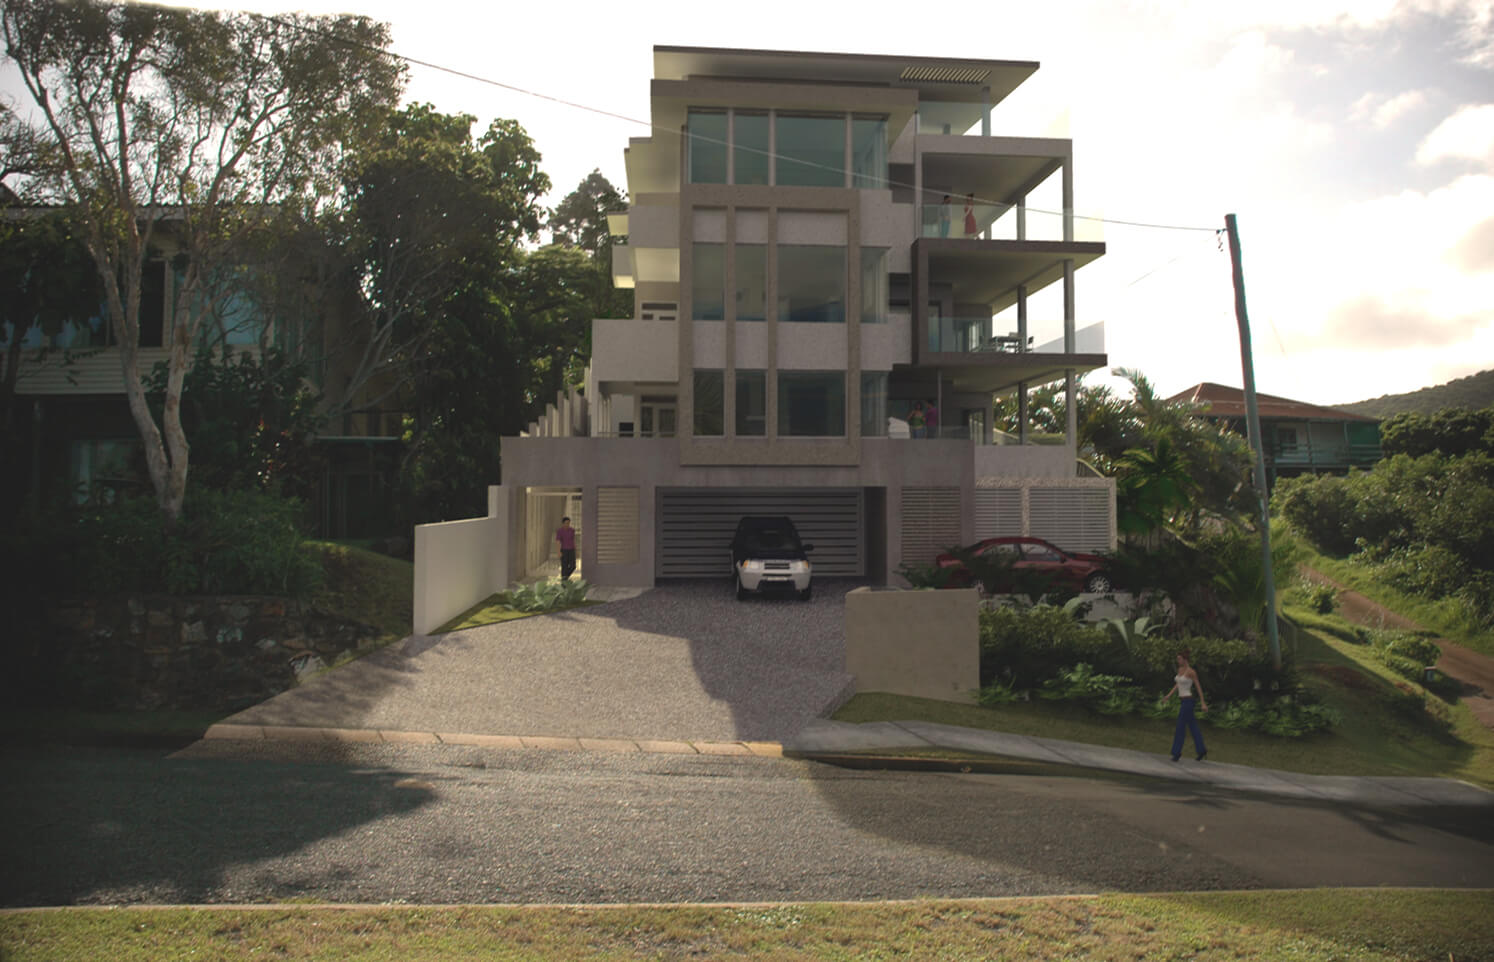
top-left (899, 487), bottom-right (962, 565)
top-left (1027, 484), bottom-right (1113, 555)
top-left (974, 487), bottom-right (1023, 540)
top-left (657, 488), bottom-right (863, 578)
top-left (596, 486), bottom-right (639, 565)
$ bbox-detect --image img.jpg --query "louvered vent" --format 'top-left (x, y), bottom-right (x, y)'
top-left (900, 487), bottom-right (962, 565)
top-left (899, 65), bottom-right (991, 85)
top-left (596, 486), bottom-right (640, 565)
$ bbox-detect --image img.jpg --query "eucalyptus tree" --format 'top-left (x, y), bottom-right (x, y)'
top-left (1, 0), bottom-right (403, 525)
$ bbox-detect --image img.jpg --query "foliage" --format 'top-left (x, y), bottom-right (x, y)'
top-left (1379, 404), bottom-right (1494, 458)
top-left (1201, 697), bottom-right (1340, 737)
top-left (1274, 450), bottom-right (1494, 628)
top-left (144, 347), bottom-right (323, 499)
top-left (548, 169), bottom-right (633, 323)
top-left (1037, 663), bottom-right (1141, 715)
top-left (3, 0), bottom-right (404, 523)
top-left (939, 542), bottom-right (1082, 603)
top-left (1301, 581), bottom-right (1338, 614)
top-left (1363, 629), bottom-right (1441, 683)
top-left (5, 489), bottom-right (323, 600)
top-left (895, 561), bottom-right (958, 589)
top-left (496, 579), bottom-right (590, 613)
top-left (1114, 437), bottom-right (1194, 535)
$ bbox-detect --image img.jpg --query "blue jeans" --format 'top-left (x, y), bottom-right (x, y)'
top-left (1172, 697), bottom-right (1206, 758)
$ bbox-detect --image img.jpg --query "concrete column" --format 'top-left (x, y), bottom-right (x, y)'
top-left (1062, 160), bottom-right (1074, 243)
top-left (981, 87), bottom-right (991, 136)
top-left (1017, 382), bottom-right (1028, 445)
top-left (1066, 369), bottom-right (1077, 448)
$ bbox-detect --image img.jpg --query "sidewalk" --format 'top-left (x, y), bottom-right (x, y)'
top-left (782, 718), bottom-right (1494, 808)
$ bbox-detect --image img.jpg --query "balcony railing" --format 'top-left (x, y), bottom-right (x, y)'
top-left (927, 319), bottom-right (1105, 356)
top-left (1265, 441), bottom-right (1382, 469)
top-left (920, 201), bottom-right (1104, 243)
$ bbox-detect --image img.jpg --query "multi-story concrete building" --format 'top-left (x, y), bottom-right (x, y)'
top-left (495, 45), bottom-right (1116, 591)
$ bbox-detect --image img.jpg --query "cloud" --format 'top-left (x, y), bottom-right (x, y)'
top-left (1451, 215), bottom-right (1494, 271)
top-left (1318, 294), bottom-right (1476, 348)
top-left (1416, 104), bottom-right (1494, 167)
top-left (1351, 89), bottom-right (1431, 128)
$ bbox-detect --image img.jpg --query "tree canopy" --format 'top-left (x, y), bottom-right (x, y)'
top-left (2, 0), bottom-right (404, 523)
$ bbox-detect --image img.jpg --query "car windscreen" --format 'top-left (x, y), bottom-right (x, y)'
top-left (739, 527), bottom-right (801, 554)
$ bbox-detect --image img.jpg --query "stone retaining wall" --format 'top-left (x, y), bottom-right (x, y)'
top-left (12, 595), bottom-right (381, 711)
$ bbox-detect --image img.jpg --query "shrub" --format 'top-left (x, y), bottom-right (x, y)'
top-left (1366, 629), bottom-right (1441, 682)
top-left (897, 561), bottom-right (958, 589)
top-left (1302, 581), bottom-right (1338, 614)
top-left (498, 579), bottom-right (590, 613)
top-left (978, 604), bottom-right (1116, 687)
top-left (3, 489), bottom-right (322, 599)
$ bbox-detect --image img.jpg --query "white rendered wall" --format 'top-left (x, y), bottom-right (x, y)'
top-left (412, 486), bottom-right (511, 635)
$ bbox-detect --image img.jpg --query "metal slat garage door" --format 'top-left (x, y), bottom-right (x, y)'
top-left (657, 488), bottom-right (863, 578)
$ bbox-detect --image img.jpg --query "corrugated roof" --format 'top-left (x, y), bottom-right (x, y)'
top-left (1166, 383), bottom-right (1377, 422)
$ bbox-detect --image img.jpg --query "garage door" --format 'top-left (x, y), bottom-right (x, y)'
top-left (657, 488), bottom-right (863, 578)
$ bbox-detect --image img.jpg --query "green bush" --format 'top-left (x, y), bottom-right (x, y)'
top-left (3, 489), bottom-right (323, 599)
top-left (1365, 629), bottom-right (1441, 682)
top-left (1303, 581), bottom-right (1338, 614)
top-left (978, 604), bottom-right (1116, 688)
top-left (497, 579), bottom-right (590, 612)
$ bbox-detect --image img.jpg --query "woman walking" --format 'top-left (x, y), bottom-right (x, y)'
top-left (1162, 650), bottom-right (1208, 761)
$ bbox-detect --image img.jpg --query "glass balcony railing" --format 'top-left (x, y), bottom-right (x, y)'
top-left (920, 201), bottom-right (1104, 243)
top-left (927, 319), bottom-right (1105, 356)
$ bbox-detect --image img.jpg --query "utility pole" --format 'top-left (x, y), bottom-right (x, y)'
top-left (1225, 213), bottom-right (1282, 670)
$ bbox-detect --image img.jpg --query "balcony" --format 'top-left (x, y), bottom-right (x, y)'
top-left (590, 317), bottom-right (678, 385)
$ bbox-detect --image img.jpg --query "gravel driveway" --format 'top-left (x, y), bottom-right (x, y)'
top-left (223, 581), bottom-right (857, 743)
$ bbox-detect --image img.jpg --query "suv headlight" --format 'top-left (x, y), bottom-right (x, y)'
top-left (789, 560), bottom-right (810, 573)
top-left (740, 560), bottom-right (764, 570)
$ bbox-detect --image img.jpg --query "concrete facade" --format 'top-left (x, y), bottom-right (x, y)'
top-left (844, 586), bottom-right (980, 702)
top-left (505, 45), bottom-right (1115, 589)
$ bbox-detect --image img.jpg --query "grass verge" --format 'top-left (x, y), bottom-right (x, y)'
top-left (835, 612), bottom-right (1494, 789)
top-left (1, 890), bottom-right (1488, 961)
top-left (433, 594), bottom-right (597, 634)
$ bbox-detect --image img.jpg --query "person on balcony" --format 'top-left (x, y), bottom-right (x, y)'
top-left (925, 401), bottom-right (939, 439)
top-left (908, 400), bottom-right (927, 439)
top-left (963, 193), bottom-right (977, 237)
top-left (939, 195), bottom-right (952, 238)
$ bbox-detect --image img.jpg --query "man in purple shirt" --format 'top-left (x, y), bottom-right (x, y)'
top-left (556, 516), bottom-right (577, 580)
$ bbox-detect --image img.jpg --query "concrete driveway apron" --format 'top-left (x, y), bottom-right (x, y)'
top-left (221, 582), bottom-right (855, 744)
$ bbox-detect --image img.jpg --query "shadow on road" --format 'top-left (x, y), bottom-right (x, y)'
top-left (0, 743), bottom-right (434, 907)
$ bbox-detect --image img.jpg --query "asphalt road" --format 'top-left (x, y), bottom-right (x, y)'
top-left (4, 741), bottom-right (1492, 907)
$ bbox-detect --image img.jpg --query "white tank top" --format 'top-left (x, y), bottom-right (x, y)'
top-left (1176, 673), bottom-right (1194, 698)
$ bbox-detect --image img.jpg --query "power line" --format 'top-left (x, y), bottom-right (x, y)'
top-left (253, 11), bottom-right (1219, 235)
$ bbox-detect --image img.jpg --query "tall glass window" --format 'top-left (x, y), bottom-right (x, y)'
top-left (778, 371), bottom-right (845, 437)
top-left (777, 245), bottom-right (845, 323)
top-left (735, 370), bottom-right (766, 436)
top-left (691, 243), bottom-right (725, 320)
top-left (860, 248), bottom-right (888, 323)
top-left (687, 110), bottom-right (727, 184)
top-left (693, 370), bottom-right (724, 436)
top-left (733, 112), bottom-right (769, 185)
top-left (775, 114), bottom-right (845, 187)
top-left (860, 372), bottom-right (888, 436)
top-left (851, 116), bottom-right (887, 189)
top-left (734, 244), bottom-right (766, 321)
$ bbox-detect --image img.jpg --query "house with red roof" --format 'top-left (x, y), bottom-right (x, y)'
top-left (1166, 383), bottom-right (1382, 483)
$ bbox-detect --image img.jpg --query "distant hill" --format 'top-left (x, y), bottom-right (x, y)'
top-left (1341, 369), bottom-right (1494, 419)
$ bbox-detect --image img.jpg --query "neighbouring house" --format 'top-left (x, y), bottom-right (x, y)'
top-left (0, 209), bottom-right (404, 538)
top-left (416, 45), bottom-right (1119, 628)
top-left (1166, 382), bottom-right (1382, 483)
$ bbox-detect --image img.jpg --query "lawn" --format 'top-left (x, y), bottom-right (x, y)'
top-left (1, 890), bottom-right (1489, 960)
top-left (835, 608), bottom-right (1494, 790)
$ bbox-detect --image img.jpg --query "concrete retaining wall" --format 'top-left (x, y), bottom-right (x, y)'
top-left (844, 586), bottom-right (980, 703)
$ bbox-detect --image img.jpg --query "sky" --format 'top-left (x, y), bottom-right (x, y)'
top-left (7, 0), bottom-right (1492, 407)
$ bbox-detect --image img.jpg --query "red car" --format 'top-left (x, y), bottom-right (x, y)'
top-left (934, 536), bottom-right (1113, 593)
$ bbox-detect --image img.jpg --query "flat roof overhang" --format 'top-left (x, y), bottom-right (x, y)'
top-left (918, 237), bottom-right (1106, 311)
top-left (653, 46), bottom-right (1039, 107)
top-left (919, 147), bottom-right (1066, 208)
top-left (900, 353), bottom-right (1109, 396)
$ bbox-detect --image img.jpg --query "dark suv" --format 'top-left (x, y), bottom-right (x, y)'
top-left (730, 516), bottom-right (814, 601)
